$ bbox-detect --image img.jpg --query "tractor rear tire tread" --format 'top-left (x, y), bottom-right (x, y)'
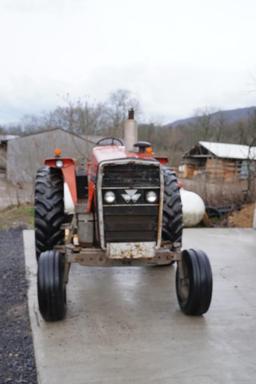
top-left (162, 167), bottom-right (183, 249)
top-left (35, 167), bottom-right (65, 259)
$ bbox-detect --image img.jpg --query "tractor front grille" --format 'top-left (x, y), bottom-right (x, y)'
top-left (100, 162), bottom-right (161, 245)
top-left (104, 205), bottom-right (158, 242)
top-left (102, 163), bottom-right (160, 188)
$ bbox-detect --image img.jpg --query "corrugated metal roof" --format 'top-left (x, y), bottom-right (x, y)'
top-left (81, 135), bottom-right (104, 144)
top-left (199, 141), bottom-right (256, 160)
top-left (19, 128), bottom-right (100, 145)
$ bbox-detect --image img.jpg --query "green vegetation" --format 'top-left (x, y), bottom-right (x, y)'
top-left (0, 204), bottom-right (34, 230)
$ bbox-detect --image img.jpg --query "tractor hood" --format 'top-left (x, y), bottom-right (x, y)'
top-left (92, 145), bottom-right (154, 164)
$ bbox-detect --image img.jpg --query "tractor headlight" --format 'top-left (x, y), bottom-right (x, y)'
top-left (104, 191), bottom-right (116, 203)
top-left (146, 191), bottom-right (157, 203)
top-left (56, 160), bottom-right (63, 168)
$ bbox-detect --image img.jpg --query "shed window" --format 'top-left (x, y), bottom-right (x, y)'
top-left (240, 160), bottom-right (255, 179)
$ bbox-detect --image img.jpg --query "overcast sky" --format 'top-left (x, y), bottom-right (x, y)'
top-left (0, 0), bottom-right (256, 125)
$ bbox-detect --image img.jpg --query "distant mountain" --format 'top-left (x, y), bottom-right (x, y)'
top-left (166, 106), bottom-right (256, 129)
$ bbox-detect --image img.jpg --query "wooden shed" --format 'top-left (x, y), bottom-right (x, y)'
top-left (181, 141), bottom-right (256, 182)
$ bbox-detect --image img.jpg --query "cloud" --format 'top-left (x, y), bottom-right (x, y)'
top-left (0, 0), bottom-right (84, 13)
top-left (0, 0), bottom-right (256, 124)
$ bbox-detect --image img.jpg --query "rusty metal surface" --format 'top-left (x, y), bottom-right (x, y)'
top-left (77, 212), bottom-right (94, 244)
top-left (64, 243), bottom-right (178, 266)
top-left (157, 168), bottom-right (164, 247)
top-left (107, 242), bottom-right (156, 259)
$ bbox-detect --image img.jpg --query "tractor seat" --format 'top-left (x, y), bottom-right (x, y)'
top-left (134, 141), bottom-right (152, 153)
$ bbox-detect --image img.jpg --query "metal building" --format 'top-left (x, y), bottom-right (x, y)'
top-left (0, 135), bottom-right (19, 174)
top-left (7, 128), bottom-right (100, 183)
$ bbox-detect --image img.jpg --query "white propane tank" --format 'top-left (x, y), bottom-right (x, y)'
top-left (180, 188), bottom-right (205, 227)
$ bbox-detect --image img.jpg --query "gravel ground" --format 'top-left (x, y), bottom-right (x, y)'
top-left (0, 229), bottom-right (37, 384)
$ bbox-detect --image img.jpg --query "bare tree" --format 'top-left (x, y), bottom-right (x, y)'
top-left (105, 89), bottom-right (141, 137)
top-left (244, 110), bottom-right (256, 201)
top-left (40, 90), bottom-right (141, 139)
top-left (193, 107), bottom-right (216, 140)
top-left (215, 111), bottom-right (226, 142)
top-left (235, 120), bottom-right (247, 144)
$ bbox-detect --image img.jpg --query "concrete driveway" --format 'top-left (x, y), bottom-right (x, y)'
top-left (24, 228), bottom-right (256, 384)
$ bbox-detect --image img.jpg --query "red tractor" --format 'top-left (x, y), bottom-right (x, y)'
top-left (34, 110), bottom-right (212, 321)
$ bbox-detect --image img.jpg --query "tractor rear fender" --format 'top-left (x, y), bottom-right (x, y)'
top-left (44, 158), bottom-right (77, 214)
top-left (86, 160), bottom-right (97, 213)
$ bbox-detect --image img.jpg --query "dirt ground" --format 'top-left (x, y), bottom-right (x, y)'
top-left (228, 203), bottom-right (255, 227)
top-left (0, 204), bottom-right (34, 230)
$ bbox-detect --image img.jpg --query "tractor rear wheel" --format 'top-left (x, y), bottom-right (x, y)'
top-left (162, 168), bottom-right (183, 251)
top-left (176, 249), bottom-right (213, 316)
top-left (37, 250), bottom-right (67, 321)
top-left (35, 166), bottom-right (65, 260)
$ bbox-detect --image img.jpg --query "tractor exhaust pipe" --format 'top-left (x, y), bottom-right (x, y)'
top-left (124, 108), bottom-right (138, 151)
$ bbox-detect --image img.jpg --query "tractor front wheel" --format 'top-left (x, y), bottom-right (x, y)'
top-left (176, 249), bottom-right (212, 316)
top-left (37, 250), bottom-right (67, 321)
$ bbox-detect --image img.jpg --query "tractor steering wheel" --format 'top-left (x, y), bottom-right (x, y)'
top-left (95, 137), bottom-right (124, 146)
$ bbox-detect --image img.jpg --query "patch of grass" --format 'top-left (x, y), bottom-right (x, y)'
top-left (0, 204), bottom-right (34, 230)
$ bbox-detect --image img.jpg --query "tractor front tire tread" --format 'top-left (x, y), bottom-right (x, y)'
top-left (176, 248), bottom-right (213, 316)
top-left (37, 250), bottom-right (66, 321)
